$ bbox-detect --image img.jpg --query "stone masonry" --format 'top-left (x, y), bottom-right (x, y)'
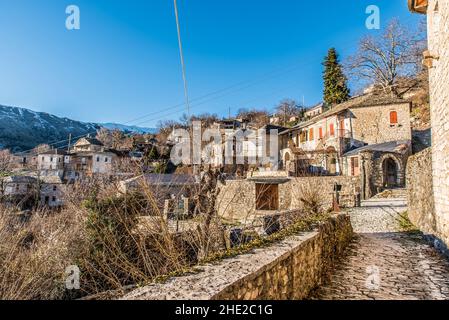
top-left (426, 0), bottom-right (449, 247)
top-left (406, 148), bottom-right (437, 236)
top-left (123, 214), bottom-right (353, 300)
top-left (311, 197), bottom-right (449, 300)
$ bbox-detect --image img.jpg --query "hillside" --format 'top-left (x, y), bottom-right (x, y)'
top-left (0, 105), bottom-right (101, 152)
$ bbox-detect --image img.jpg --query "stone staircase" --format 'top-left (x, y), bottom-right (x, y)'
top-left (372, 188), bottom-right (407, 199)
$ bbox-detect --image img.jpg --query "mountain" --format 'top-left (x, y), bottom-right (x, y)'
top-left (0, 104), bottom-right (157, 152)
top-left (101, 123), bottom-right (157, 134)
top-left (0, 105), bottom-right (100, 152)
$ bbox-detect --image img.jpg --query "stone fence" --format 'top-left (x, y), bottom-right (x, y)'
top-left (123, 214), bottom-right (353, 300)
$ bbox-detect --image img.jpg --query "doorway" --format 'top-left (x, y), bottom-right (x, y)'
top-left (256, 184), bottom-right (279, 211)
top-left (383, 158), bottom-right (398, 187)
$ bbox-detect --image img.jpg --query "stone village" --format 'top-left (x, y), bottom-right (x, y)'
top-left (0, 0), bottom-right (448, 301)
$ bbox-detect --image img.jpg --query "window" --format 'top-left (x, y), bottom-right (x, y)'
top-left (52, 196), bottom-right (56, 202)
top-left (53, 186), bottom-right (57, 191)
top-left (105, 157), bottom-right (108, 163)
top-left (390, 111), bottom-right (398, 125)
top-left (97, 156), bottom-right (100, 162)
top-left (319, 127), bottom-right (323, 139)
top-left (330, 123), bottom-right (335, 136)
top-left (309, 128), bottom-right (314, 141)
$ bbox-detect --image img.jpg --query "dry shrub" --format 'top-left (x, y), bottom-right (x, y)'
top-left (292, 179), bottom-right (326, 215)
top-left (0, 206), bottom-right (84, 300)
top-left (77, 192), bottom-right (189, 295)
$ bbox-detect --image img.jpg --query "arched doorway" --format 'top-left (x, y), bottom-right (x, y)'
top-left (382, 157), bottom-right (399, 187)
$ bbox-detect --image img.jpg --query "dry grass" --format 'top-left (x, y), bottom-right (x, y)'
top-left (0, 168), bottom-right (328, 300)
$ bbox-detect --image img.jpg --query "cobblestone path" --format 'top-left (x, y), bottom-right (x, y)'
top-left (311, 198), bottom-right (449, 300)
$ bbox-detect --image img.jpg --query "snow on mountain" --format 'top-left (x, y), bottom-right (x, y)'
top-left (0, 104), bottom-right (159, 152)
top-left (0, 105), bottom-right (95, 152)
top-left (100, 123), bottom-right (157, 134)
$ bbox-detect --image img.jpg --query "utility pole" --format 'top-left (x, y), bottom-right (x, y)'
top-left (67, 133), bottom-right (72, 153)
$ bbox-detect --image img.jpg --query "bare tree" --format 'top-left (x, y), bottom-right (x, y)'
top-left (275, 99), bottom-right (303, 125)
top-left (347, 19), bottom-right (426, 97)
top-left (0, 150), bottom-right (14, 173)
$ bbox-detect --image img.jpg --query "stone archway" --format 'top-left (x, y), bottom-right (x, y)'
top-left (381, 156), bottom-right (401, 188)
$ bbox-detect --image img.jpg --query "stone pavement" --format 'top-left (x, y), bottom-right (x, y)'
top-left (311, 198), bottom-right (449, 300)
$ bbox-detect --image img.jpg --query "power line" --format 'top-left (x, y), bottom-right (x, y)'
top-left (174, 0), bottom-right (191, 119)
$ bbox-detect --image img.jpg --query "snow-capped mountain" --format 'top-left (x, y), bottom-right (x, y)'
top-left (101, 123), bottom-right (156, 134)
top-left (0, 104), bottom-right (156, 152)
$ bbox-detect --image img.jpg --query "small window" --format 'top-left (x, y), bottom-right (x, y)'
top-left (53, 185), bottom-right (57, 191)
top-left (97, 157), bottom-right (100, 162)
top-left (105, 157), bottom-right (108, 163)
top-left (330, 123), bottom-right (335, 136)
top-left (390, 111), bottom-right (398, 124)
top-left (52, 196), bottom-right (56, 202)
top-left (319, 127), bottom-right (323, 139)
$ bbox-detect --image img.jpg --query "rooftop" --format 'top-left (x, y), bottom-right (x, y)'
top-left (282, 94), bottom-right (410, 135)
top-left (343, 140), bottom-right (411, 157)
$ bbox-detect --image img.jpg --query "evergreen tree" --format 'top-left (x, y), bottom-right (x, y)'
top-left (323, 48), bottom-right (350, 106)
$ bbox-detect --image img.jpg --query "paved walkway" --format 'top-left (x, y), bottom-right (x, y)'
top-left (311, 198), bottom-right (449, 300)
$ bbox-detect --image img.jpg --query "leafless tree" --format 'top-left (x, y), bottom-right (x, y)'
top-left (275, 99), bottom-right (303, 125)
top-left (0, 150), bottom-right (14, 173)
top-left (346, 19), bottom-right (427, 97)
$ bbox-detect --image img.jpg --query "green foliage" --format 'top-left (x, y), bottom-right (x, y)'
top-left (323, 48), bottom-right (350, 106)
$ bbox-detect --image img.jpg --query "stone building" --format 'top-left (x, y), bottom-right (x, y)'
top-left (279, 94), bottom-right (412, 196)
top-left (408, 0), bottom-right (449, 247)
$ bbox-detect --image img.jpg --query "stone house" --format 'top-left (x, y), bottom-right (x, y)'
top-left (72, 136), bottom-right (105, 152)
top-left (279, 94), bottom-right (412, 192)
top-left (408, 0), bottom-right (449, 247)
top-left (63, 151), bottom-right (116, 180)
top-left (204, 123), bottom-right (287, 175)
top-left (39, 175), bottom-right (66, 208)
top-left (37, 149), bottom-right (67, 172)
top-left (0, 174), bottom-right (65, 209)
top-left (304, 103), bottom-right (325, 119)
top-left (119, 173), bottom-right (199, 214)
top-left (216, 175), bottom-right (360, 223)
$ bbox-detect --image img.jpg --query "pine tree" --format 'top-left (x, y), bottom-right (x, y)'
top-left (323, 48), bottom-right (350, 106)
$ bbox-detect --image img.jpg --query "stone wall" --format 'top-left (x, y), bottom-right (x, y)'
top-left (350, 102), bottom-right (412, 144)
top-left (360, 150), bottom-right (410, 199)
top-left (427, 0), bottom-right (449, 246)
top-left (216, 176), bottom-right (360, 222)
top-left (407, 148), bottom-right (436, 235)
top-left (123, 214), bottom-right (353, 300)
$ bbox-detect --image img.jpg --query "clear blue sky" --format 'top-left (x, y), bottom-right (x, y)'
top-left (0, 0), bottom-right (422, 127)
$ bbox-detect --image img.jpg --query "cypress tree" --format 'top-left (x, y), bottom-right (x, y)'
top-left (323, 48), bottom-right (350, 106)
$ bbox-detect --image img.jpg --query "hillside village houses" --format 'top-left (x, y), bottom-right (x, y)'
top-left (279, 94), bottom-right (413, 198)
top-left (2, 136), bottom-right (118, 209)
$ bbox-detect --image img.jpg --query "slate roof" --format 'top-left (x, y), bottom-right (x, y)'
top-left (343, 140), bottom-right (411, 157)
top-left (281, 94), bottom-right (411, 135)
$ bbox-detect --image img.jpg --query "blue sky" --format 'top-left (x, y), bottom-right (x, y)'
top-left (0, 0), bottom-right (422, 127)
